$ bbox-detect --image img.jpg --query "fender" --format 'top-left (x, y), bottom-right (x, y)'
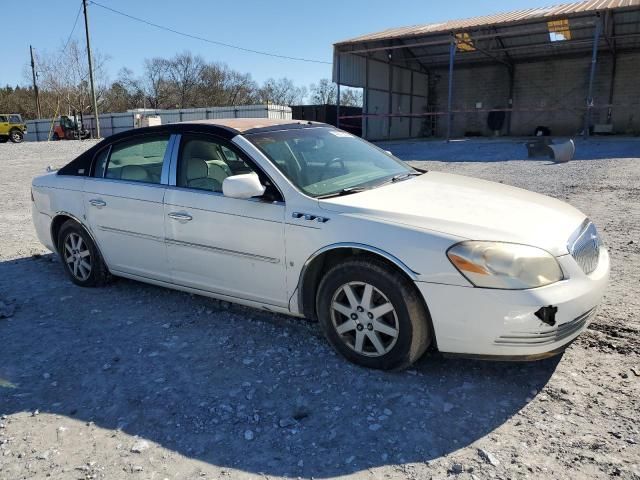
top-left (50, 211), bottom-right (100, 255)
top-left (294, 242), bottom-right (420, 315)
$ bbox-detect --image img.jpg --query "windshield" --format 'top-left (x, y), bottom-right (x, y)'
top-left (246, 127), bottom-right (413, 197)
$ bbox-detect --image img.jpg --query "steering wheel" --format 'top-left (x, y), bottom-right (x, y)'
top-left (320, 157), bottom-right (345, 180)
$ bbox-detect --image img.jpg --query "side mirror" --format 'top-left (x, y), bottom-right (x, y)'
top-left (222, 173), bottom-right (266, 199)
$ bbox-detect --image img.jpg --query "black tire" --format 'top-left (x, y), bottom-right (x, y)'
top-left (52, 133), bottom-right (60, 141)
top-left (9, 129), bottom-right (23, 143)
top-left (0, 136), bottom-right (8, 143)
top-left (316, 258), bottom-right (432, 370)
top-left (57, 220), bottom-right (111, 287)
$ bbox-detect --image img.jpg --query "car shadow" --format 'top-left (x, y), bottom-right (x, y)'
top-left (0, 254), bottom-right (560, 477)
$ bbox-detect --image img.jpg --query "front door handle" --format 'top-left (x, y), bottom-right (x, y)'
top-left (168, 212), bottom-right (193, 222)
top-left (89, 199), bottom-right (106, 208)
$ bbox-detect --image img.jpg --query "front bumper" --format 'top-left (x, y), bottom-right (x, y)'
top-left (416, 247), bottom-right (610, 357)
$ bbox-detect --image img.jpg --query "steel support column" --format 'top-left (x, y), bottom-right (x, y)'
top-left (387, 52), bottom-right (393, 140)
top-left (365, 56), bottom-right (370, 139)
top-left (336, 53), bottom-right (341, 130)
top-left (584, 15), bottom-right (603, 139)
top-left (446, 36), bottom-right (456, 142)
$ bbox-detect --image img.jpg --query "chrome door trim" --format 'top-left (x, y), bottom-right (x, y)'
top-left (97, 225), bottom-right (165, 243)
top-left (168, 134), bottom-right (182, 187)
top-left (165, 238), bottom-right (280, 264)
top-left (160, 134), bottom-right (178, 185)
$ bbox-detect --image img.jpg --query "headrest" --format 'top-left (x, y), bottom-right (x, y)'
top-left (121, 165), bottom-right (150, 181)
top-left (186, 157), bottom-right (208, 180)
top-left (184, 140), bottom-right (221, 161)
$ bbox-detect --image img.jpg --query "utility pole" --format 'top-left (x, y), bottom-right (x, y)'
top-left (82, 0), bottom-right (100, 138)
top-left (30, 45), bottom-right (42, 119)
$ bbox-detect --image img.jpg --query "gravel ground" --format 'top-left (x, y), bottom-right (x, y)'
top-left (0, 138), bottom-right (639, 480)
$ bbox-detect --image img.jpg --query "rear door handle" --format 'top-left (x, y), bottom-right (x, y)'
top-left (89, 199), bottom-right (106, 208)
top-left (168, 212), bottom-right (193, 222)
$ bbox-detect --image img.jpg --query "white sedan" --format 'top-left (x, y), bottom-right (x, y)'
top-left (31, 119), bottom-right (609, 370)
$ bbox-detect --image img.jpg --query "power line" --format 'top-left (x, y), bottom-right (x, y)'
top-left (62, 1), bottom-right (83, 52)
top-left (88, 0), bottom-right (332, 65)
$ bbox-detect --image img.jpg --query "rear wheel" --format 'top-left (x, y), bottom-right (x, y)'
top-left (52, 133), bottom-right (60, 141)
top-left (316, 258), bottom-right (432, 370)
top-left (57, 220), bottom-right (110, 287)
top-left (9, 129), bottom-right (23, 143)
top-left (0, 136), bottom-right (8, 143)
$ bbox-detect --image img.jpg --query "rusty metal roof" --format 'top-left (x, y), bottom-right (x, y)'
top-left (335, 0), bottom-right (640, 45)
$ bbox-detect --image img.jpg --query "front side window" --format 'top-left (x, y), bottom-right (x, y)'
top-left (8, 115), bottom-right (21, 124)
top-left (177, 136), bottom-right (254, 193)
top-left (247, 127), bottom-right (413, 198)
top-left (103, 135), bottom-right (170, 184)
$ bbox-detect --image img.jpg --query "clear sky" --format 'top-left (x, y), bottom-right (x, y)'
top-left (5, 0), bottom-right (559, 88)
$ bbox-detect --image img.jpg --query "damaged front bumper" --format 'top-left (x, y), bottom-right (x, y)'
top-left (415, 247), bottom-right (610, 358)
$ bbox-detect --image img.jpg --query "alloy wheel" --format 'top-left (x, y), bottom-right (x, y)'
top-left (64, 232), bottom-right (92, 281)
top-left (330, 281), bottom-right (399, 357)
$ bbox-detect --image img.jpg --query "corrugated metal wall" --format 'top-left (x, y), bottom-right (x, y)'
top-left (25, 104), bottom-right (292, 142)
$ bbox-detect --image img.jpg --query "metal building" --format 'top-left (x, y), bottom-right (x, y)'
top-left (333, 0), bottom-right (640, 140)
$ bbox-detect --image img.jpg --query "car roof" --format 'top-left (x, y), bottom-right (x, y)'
top-left (56, 118), bottom-right (331, 177)
top-left (179, 118), bottom-right (326, 134)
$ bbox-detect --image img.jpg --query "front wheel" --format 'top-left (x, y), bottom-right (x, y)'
top-left (9, 129), bottom-right (23, 143)
top-left (316, 258), bottom-right (432, 370)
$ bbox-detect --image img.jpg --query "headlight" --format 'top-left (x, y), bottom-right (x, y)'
top-left (447, 241), bottom-right (563, 289)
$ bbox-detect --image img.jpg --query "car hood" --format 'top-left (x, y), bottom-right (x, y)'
top-left (319, 171), bottom-right (586, 256)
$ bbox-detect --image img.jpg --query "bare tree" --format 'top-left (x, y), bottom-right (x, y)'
top-left (259, 77), bottom-right (307, 106)
top-left (166, 52), bottom-right (205, 108)
top-left (102, 68), bottom-right (145, 112)
top-left (309, 78), bottom-right (337, 105)
top-left (340, 88), bottom-right (364, 107)
top-left (37, 40), bottom-right (109, 116)
top-left (143, 58), bottom-right (170, 109)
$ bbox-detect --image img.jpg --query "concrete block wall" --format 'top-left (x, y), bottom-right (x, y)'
top-left (428, 50), bottom-right (640, 137)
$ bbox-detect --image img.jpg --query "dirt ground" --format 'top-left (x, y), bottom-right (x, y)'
top-left (0, 138), bottom-right (639, 480)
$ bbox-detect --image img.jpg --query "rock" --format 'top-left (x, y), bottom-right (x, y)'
top-left (449, 462), bottom-right (464, 475)
top-left (278, 418), bottom-right (297, 428)
top-left (478, 448), bottom-right (500, 466)
top-left (36, 451), bottom-right (49, 460)
top-left (368, 423), bottom-right (382, 431)
top-left (244, 430), bottom-right (254, 441)
top-left (0, 301), bottom-right (15, 319)
top-left (383, 408), bottom-right (392, 416)
top-left (130, 440), bottom-right (150, 453)
top-left (631, 367), bottom-right (640, 377)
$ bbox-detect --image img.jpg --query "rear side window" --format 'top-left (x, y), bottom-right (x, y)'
top-left (0, 116), bottom-right (7, 122)
top-left (103, 135), bottom-right (170, 184)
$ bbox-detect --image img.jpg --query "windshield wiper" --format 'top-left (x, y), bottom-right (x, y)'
top-left (317, 186), bottom-right (367, 199)
top-left (390, 171), bottom-right (422, 183)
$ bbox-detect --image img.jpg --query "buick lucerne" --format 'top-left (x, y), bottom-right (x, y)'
top-left (31, 119), bottom-right (609, 369)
